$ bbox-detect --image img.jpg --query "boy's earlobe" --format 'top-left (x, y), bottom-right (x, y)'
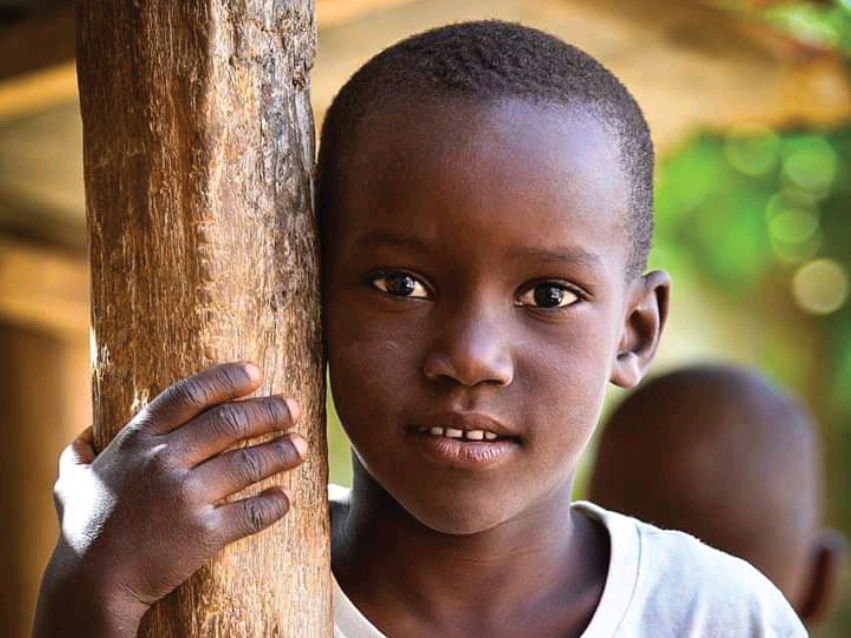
top-left (610, 270), bottom-right (670, 389)
top-left (797, 528), bottom-right (848, 627)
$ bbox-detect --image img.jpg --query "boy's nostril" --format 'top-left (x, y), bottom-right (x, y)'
top-left (422, 351), bottom-right (513, 387)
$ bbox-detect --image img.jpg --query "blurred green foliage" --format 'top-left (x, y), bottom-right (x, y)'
top-left (719, 0), bottom-right (851, 53)
top-left (654, 125), bottom-right (851, 415)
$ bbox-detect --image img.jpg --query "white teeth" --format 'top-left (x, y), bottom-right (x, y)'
top-left (424, 427), bottom-right (502, 440)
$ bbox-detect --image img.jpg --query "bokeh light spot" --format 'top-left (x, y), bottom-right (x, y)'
top-left (782, 136), bottom-right (837, 196)
top-left (771, 227), bottom-right (823, 264)
top-left (724, 124), bottom-right (780, 176)
top-left (765, 189), bottom-right (820, 222)
top-left (769, 209), bottom-right (820, 244)
top-left (792, 258), bottom-right (849, 315)
top-left (765, 191), bottom-right (823, 263)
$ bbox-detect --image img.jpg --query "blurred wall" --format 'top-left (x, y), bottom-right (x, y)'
top-left (0, 321), bottom-right (89, 637)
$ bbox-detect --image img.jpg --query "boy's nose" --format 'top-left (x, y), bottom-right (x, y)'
top-left (422, 313), bottom-right (514, 388)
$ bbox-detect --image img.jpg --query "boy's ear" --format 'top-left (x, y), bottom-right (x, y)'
top-left (796, 528), bottom-right (848, 627)
top-left (610, 270), bottom-right (670, 389)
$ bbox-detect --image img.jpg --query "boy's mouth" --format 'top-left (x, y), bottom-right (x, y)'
top-left (406, 412), bottom-right (521, 469)
top-left (408, 411), bottom-right (520, 442)
top-left (415, 426), bottom-right (508, 442)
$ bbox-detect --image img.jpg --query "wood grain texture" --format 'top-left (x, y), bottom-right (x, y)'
top-left (75, 0), bottom-right (331, 635)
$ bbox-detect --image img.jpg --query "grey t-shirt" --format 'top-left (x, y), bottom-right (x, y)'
top-left (331, 493), bottom-right (806, 638)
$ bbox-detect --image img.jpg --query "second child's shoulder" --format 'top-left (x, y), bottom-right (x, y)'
top-left (575, 502), bottom-right (808, 638)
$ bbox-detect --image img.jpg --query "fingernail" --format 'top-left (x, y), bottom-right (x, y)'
top-left (290, 434), bottom-right (308, 459)
top-left (285, 398), bottom-right (302, 424)
top-left (244, 363), bottom-right (262, 383)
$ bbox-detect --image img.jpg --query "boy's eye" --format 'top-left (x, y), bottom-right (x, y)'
top-left (371, 271), bottom-right (430, 299)
top-left (516, 283), bottom-right (579, 309)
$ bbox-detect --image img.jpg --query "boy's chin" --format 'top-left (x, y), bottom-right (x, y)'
top-left (394, 486), bottom-right (527, 536)
top-left (352, 454), bottom-right (571, 536)
top-left (411, 508), bottom-right (512, 536)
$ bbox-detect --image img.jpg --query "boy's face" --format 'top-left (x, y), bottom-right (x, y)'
top-left (325, 98), bottom-right (655, 534)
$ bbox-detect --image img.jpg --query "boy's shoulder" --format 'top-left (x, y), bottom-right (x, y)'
top-left (575, 501), bottom-right (808, 638)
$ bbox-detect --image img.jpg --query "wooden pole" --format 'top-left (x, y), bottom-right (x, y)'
top-left (75, 1), bottom-right (331, 636)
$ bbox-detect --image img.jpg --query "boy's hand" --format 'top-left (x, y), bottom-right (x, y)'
top-left (44, 362), bottom-right (307, 618)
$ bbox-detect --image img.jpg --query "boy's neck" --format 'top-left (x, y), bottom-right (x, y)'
top-left (332, 464), bottom-right (609, 638)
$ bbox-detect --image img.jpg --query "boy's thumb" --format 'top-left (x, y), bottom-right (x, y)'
top-left (59, 425), bottom-right (97, 473)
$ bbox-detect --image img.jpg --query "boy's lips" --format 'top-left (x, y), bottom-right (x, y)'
top-left (409, 411), bottom-right (520, 441)
top-left (406, 412), bottom-right (521, 470)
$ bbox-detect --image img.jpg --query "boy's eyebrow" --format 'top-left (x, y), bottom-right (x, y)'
top-left (353, 231), bottom-right (604, 269)
top-left (507, 245), bottom-right (604, 269)
top-left (352, 230), bottom-right (430, 252)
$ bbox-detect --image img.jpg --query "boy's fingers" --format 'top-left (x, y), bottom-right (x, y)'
top-left (134, 362), bottom-right (263, 435)
top-left (168, 395), bottom-right (301, 466)
top-left (79, 424), bottom-right (95, 445)
top-left (188, 434), bottom-right (307, 502)
top-left (211, 486), bottom-right (291, 546)
top-left (58, 426), bottom-right (97, 475)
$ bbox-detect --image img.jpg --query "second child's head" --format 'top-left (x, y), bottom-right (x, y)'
top-left (589, 364), bottom-right (847, 626)
top-left (317, 21), bottom-right (669, 535)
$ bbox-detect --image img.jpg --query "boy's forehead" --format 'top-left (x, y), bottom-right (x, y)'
top-left (339, 98), bottom-right (632, 242)
top-left (353, 97), bottom-right (622, 181)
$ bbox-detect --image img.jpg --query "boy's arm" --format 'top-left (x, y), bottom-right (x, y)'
top-left (33, 538), bottom-right (148, 638)
top-left (31, 363), bottom-right (307, 638)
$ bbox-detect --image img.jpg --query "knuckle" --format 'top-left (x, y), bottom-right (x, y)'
top-left (212, 365), bottom-right (242, 394)
top-left (179, 473), bottom-right (202, 504)
top-left (130, 403), bottom-right (154, 426)
top-left (175, 378), bottom-right (211, 410)
top-left (236, 448), bottom-right (265, 483)
top-left (197, 510), bottom-right (225, 546)
top-left (242, 499), bottom-right (273, 533)
top-left (114, 424), bottom-right (142, 452)
top-left (217, 404), bottom-right (249, 439)
top-left (142, 442), bottom-right (174, 477)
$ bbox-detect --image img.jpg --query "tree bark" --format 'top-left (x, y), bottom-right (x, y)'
top-left (75, 1), bottom-right (330, 636)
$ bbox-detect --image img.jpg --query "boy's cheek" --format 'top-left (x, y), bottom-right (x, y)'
top-left (520, 328), bottom-right (616, 432)
top-left (327, 322), bottom-right (418, 422)
top-left (328, 308), bottom-right (415, 371)
top-left (523, 366), bottom-right (609, 449)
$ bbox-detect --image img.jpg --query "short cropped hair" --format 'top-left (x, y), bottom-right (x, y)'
top-left (317, 20), bottom-right (655, 276)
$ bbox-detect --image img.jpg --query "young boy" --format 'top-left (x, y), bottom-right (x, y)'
top-left (589, 364), bottom-right (847, 630)
top-left (33, 22), bottom-right (806, 637)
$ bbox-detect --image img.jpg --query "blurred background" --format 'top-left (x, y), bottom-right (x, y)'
top-left (1, 0), bottom-right (849, 636)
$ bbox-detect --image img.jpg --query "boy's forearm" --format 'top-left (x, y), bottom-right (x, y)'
top-left (32, 594), bottom-right (141, 638)
top-left (32, 545), bottom-right (147, 638)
